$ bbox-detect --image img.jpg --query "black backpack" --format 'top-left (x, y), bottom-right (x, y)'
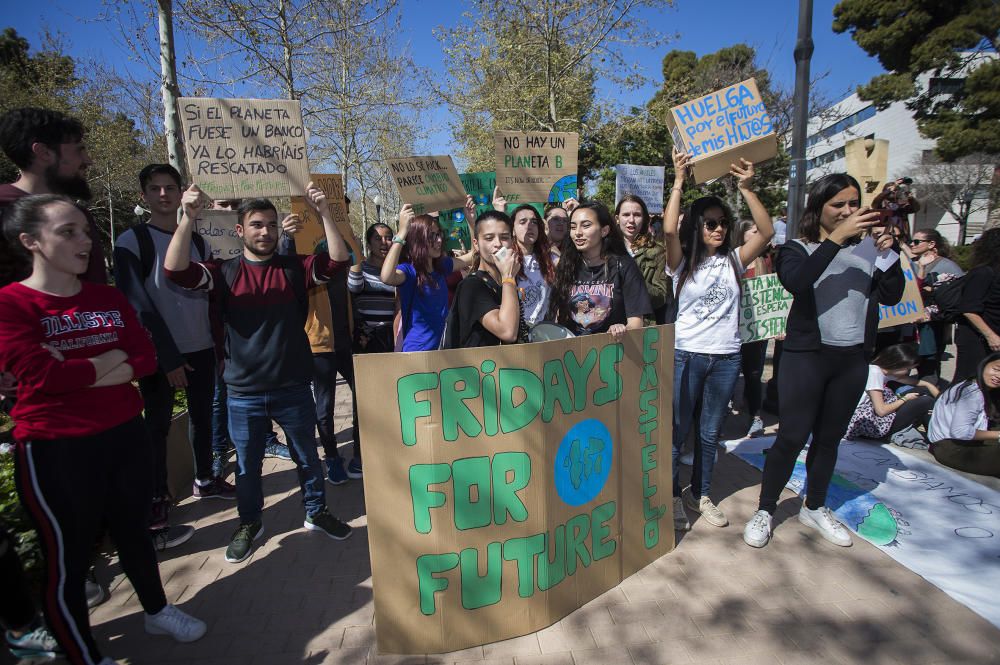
top-left (928, 271), bottom-right (973, 322)
top-left (132, 222), bottom-right (209, 281)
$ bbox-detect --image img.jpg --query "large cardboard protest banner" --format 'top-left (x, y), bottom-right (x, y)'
top-left (387, 156), bottom-right (467, 216)
top-left (615, 165), bottom-right (666, 214)
top-left (439, 171), bottom-right (497, 251)
top-left (289, 173), bottom-right (360, 257)
top-left (739, 274), bottom-right (793, 343)
top-left (495, 131), bottom-right (579, 204)
top-left (665, 79), bottom-right (777, 184)
top-left (193, 210), bottom-right (242, 260)
top-left (178, 97), bottom-right (310, 198)
top-left (878, 254), bottom-right (925, 328)
top-left (355, 326), bottom-right (675, 654)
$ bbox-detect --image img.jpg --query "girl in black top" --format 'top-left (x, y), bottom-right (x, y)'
top-left (955, 228), bottom-right (1000, 381)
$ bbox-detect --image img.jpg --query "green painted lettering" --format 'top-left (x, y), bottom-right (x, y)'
top-left (502, 533), bottom-right (546, 598)
top-left (492, 451), bottom-right (530, 525)
top-left (542, 359), bottom-right (573, 422)
top-left (591, 501), bottom-right (617, 561)
top-left (642, 327), bottom-right (660, 363)
top-left (481, 361), bottom-right (499, 436)
top-left (565, 513), bottom-right (592, 575)
top-left (452, 457), bottom-right (492, 530)
top-left (409, 463), bottom-right (452, 534)
top-left (397, 373), bottom-right (438, 446)
top-left (639, 363), bottom-right (657, 391)
top-left (639, 390), bottom-right (658, 423)
top-left (594, 343), bottom-right (623, 406)
top-left (641, 444), bottom-right (657, 472)
top-left (416, 552), bottom-right (459, 615)
top-left (537, 524), bottom-right (566, 591)
top-left (563, 349), bottom-right (598, 411)
top-left (459, 543), bottom-right (502, 609)
top-left (440, 367), bottom-right (482, 441)
top-left (499, 368), bottom-right (543, 434)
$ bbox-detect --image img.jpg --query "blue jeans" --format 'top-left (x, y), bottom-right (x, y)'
top-left (214, 376), bottom-right (279, 456)
top-left (672, 349), bottom-right (741, 499)
top-left (227, 383), bottom-right (326, 523)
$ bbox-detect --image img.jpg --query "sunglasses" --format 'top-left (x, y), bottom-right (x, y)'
top-left (909, 239), bottom-right (928, 246)
top-left (703, 218), bottom-right (729, 231)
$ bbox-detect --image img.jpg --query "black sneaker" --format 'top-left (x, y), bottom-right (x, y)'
top-left (304, 509), bottom-right (352, 540)
top-left (151, 525), bottom-right (195, 552)
top-left (225, 521), bottom-right (263, 563)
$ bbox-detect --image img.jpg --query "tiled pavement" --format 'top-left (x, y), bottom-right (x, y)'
top-left (22, 372), bottom-right (1000, 665)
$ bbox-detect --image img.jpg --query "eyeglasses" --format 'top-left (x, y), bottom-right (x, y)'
top-left (703, 218), bottom-right (729, 231)
top-left (519, 217), bottom-right (541, 225)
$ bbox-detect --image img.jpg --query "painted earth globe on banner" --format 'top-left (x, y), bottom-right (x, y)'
top-left (548, 175), bottom-right (578, 203)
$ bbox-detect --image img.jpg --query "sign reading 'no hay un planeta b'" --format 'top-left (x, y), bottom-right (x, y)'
top-left (354, 326), bottom-right (675, 654)
top-left (177, 97), bottom-right (311, 199)
top-left (494, 131), bottom-right (579, 204)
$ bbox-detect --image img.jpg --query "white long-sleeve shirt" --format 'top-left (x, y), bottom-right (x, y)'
top-left (928, 382), bottom-right (989, 442)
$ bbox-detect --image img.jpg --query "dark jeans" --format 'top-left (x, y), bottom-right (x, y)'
top-left (227, 383), bottom-right (326, 524)
top-left (672, 349), bottom-right (741, 499)
top-left (931, 439), bottom-right (1000, 477)
top-left (139, 347), bottom-right (216, 491)
top-left (740, 340), bottom-right (768, 418)
top-left (758, 345), bottom-right (868, 514)
top-left (212, 374), bottom-right (279, 456)
top-left (0, 523), bottom-right (35, 630)
top-left (312, 348), bottom-right (360, 462)
top-left (14, 417), bottom-right (168, 664)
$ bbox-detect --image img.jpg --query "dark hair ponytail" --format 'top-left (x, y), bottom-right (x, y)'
top-left (1, 194), bottom-right (76, 286)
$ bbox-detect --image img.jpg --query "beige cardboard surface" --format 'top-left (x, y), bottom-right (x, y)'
top-left (386, 156), bottom-right (468, 215)
top-left (878, 254), bottom-right (925, 328)
top-left (845, 137), bottom-right (890, 208)
top-left (665, 79), bottom-right (777, 184)
top-left (290, 173), bottom-right (360, 257)
top-left (494, 131), bottom-right (579, 204)
top-left (355, 326), bottom-right (675, 654)
top-left (178, 97), bottom-right (310, 198)
top-left (194, 210), bottom-right (242, 260)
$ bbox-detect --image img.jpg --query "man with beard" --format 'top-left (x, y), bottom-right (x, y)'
top-left (0, 108), bottom-right (107, 285)
top-left (165, 184), bottom-right (354, 563)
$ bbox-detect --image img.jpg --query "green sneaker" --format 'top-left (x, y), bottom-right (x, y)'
top-left (225, 520), bottom-right (263, 563)
top-left (304, 509), bottom-right (352, 540)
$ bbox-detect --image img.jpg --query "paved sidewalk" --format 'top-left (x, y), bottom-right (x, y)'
top-left (77, 387), bottom-right (1000, 665)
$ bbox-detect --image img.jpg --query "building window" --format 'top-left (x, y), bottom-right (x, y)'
top-left (807, 146), bottom-right (846, 170)
top-left (929, 78), bottom-right (964, 96)
top-left (807, 105), bottom-right (876, 148)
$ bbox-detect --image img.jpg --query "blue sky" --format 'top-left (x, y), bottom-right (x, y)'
top-left (6, 0), bottom-right (885, 158)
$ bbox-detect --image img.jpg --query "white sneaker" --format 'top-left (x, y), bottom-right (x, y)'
top-left (799, 505), bottom-right (852, 547)
top-left (746, 416), bottom-right (764, 438)
top-left (743, 510), bottom-right (772, 548)
top-left (144, 604), bottom-right (207, 643)
top-left (684, 492), bottom-right (728, 527)
top-left (672, 496), bottom-right (690, 531)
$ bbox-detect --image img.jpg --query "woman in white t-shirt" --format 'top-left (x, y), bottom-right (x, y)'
top-left (508, 204), bottom-right (558, 326)
top-left (928, 352), bottom-right (1000, 477)
top-left (665, 149), bottom-right (774, 531)
top-left (845, 343), bottom-right (939, 442)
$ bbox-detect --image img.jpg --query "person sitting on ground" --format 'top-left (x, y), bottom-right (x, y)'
top-left (845, 343), bottom-right (939, 444)
top-left (928, 352), bottom-right (1000, 478)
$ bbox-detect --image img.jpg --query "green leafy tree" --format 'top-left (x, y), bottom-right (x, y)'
top-left (833, 0), bottom-right (1000, 161)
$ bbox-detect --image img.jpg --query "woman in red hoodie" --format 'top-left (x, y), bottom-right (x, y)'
top-left (0, 195), bottom-right (206, 665)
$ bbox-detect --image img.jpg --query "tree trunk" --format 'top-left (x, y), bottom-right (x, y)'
top-left (157, 0), bottom-right (186, 179)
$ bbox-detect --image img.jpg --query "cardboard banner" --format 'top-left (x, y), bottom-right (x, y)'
top-left (494, 131), bottom-right (579, 204)
top-left (665, 79), bottom-right (778, 184)
top-left (615, 165), bottom-right (666, 214)
top-left (355, 326), bottom-right (675, 654)
top-left (878, 254), bottom-right (925, 328)
top-left (439, 171), bottom-right (497, 251)
top-left (845, 137), bottom-right (890, 208)
top-left (386, 156), bottom-right (467, 216)
top-left (194, 210), bottom-right (242, 260)
top-left (178, 97), bottom-right (310, 199)
top-left (739, 273), bottom-right (793, 343)
top-left (289, 173), bottom-right (360, 258)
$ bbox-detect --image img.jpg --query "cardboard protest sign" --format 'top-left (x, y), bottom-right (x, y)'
top-left (439, 171), bottom-right (496, 252)
top-left (665, 79), bottom-right (777, 184)
top-left (355, 326), bottom-right (675, 654)
top-left (878, 254), bottom-right (925, 328)
top-left (739, 274), bottom-right (793, 343)
top-left (495, 131), bottom-right (579, 204)
top-left (194, 210), bottom-right (242, 260)
top-left (387, 156), bottom-right (467, 216)
top-left (178, 97), bottom-right (311, 198)
top-left (289, 173), bottom-right (360, 258)
top-left (615, 165), bottom-right (666, 214)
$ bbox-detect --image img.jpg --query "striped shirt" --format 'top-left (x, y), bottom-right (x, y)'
top-left (348, 261), bottom-right (396, 329)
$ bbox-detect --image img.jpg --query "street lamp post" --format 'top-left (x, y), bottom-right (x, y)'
top-left (374, 194), bottom-right (383, 227)
top-left (959, 190), bottom-right (975, 245)
top-left (786, 0), bottom-right (814, 241)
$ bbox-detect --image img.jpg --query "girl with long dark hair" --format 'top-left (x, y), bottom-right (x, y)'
top-left (665, 150), bottom-right (774, 531)
top-left (616, 194), bottom-right (670, 324)
top-left (509, 204), bottom-right (557, 326)
top-left (348, 222), bottom-right (397, 353)
top-left (928, 351), bottom-right (1000, 477)
top-left (0, 195), bottom-right (206, 665)
top-left (743, 173), bottom-right (905, 549)
top-left (548, 201), bottom-right (651, 340)
top-left (954, 228), bottom-right (1000, 381)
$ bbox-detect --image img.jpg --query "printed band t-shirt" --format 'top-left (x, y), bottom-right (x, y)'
top-left (399, 257), bottom-right (454, 351)
top-left (519, 254), bottom-right (551, 326)
top-left (567, 254), bottom-right (650, 335)
top-left (668, 250), bottom-right (746, 354)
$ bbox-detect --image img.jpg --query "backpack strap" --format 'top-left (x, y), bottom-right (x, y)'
top-left (280, 254), bottom-right (309, 323)
top-left (133, 222), bottom-right (156, 281)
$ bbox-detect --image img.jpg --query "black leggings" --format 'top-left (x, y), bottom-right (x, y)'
top-left (14, 417), bottom-right (168, 665)
top-left (931, 439), bottom-right (1000, 478)
top-left (887, 393), bottom-right (935, 436)
top-left (740, 340), bottom-right (768, 418)
top-left (954, 323), bottom-right (988, 385)
top-left (758, 345), bottom-right (868, 514)
top-left (312, 347), bottom-right (360, 461)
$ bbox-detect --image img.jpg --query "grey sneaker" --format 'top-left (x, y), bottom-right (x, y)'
top-left (151, 524), bottom-right (195, 552)
top-left (5, 618), bottom-right (63, 660)
top-left (304, 509), bottom-right (352, 540)
top-left (225, 521), bottom-right (263, 563)
top-left (684, 491), bottom-right (728, 527)
top-left (144, 604), bottom-right (207, 642)
top-left (672, 496), bottom-right (691, 531)
top-left (799, 505), bottom-right (852, 547)
top-left (743, 510), bottom-right (772, 548)
top-left (746, 416), bottom-right (765, 437)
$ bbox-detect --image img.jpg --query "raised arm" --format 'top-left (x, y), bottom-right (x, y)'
top-left (732, 159), bottom-right (775, 267)
top-left (303, 182), bottom-right (349, 262)
top-left (664, 147), bottom-right (688, 272)
top-left (380, 205), bottom-right (412, 286)
top-left (164, 184), bottom-right (207, 273)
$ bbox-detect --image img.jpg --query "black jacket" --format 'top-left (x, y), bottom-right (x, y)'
top-left (777, 238), bottom-right (905, 359)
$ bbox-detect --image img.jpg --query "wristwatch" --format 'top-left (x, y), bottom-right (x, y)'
top-left (391, 235), bottom-right (406, 246)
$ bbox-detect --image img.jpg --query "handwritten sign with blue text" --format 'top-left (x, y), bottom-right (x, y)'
top-left (615, 165), bottom-right (666, 214)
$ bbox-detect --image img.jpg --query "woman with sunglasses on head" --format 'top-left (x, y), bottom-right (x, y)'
top-left (616, 194), bottom-right (671, 325)
top-left (665, 149), bottom-right (775, 531)
top-left (743, 173), bottom-right (905, 550)
top-left (508, 204), bottom-right (558, 327)
top-left (381, 198), bottom-right (476, 351)
top-left (548, 201), bottom-right (651, 340)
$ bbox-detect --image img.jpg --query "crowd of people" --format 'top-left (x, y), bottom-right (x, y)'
top-left (0, 106), bottom-right (998, 665)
